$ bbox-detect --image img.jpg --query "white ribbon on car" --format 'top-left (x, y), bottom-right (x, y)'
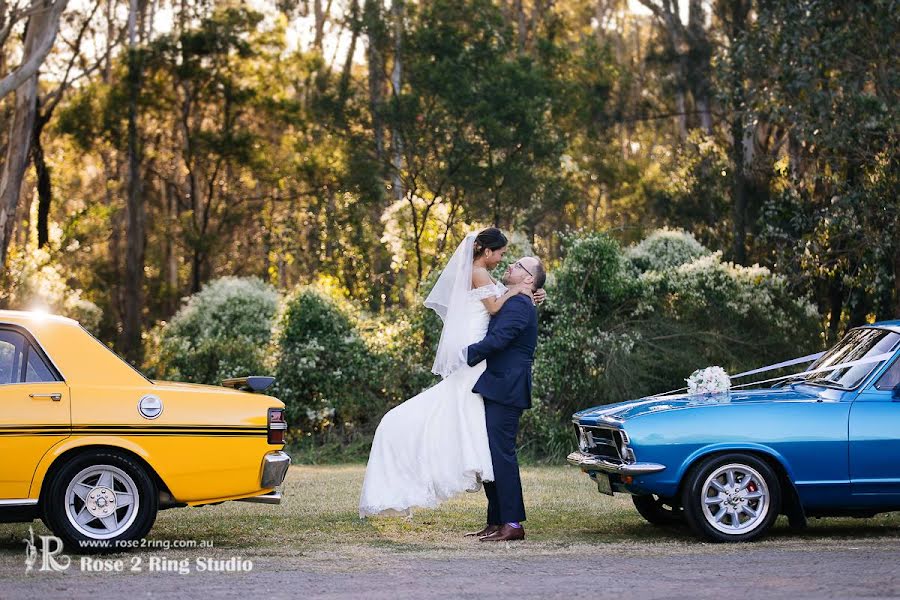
top-left (653, 351), bottom-right (895, 397)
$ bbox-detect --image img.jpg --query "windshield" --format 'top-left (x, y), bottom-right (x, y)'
top-left (804, 328), bottom-right (900, 389)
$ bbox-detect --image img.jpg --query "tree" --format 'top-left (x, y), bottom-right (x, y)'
top-left (0, 0), bottom-right (68, 271)
top-left (748, 0), bottom-right (899, 337)
top-left (637, 0), bottom-right (713, 138)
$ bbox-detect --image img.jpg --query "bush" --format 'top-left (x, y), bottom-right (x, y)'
top-left (273, 285), bottom-right (384, 435)
top-left (526, 229), bottom-right (822, 461)
top-left (626, 227), bottom-right (709, 271)
top-left (147, 277), bottom-right (279, 383)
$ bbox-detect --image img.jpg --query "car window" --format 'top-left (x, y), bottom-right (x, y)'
top-left (0, 330), bottom-right (26, 384)
top-left (805, 328), bottom-right (900, 390)
top-left (25, 345), bottom-right (57, 382)
top-left (875, 357), bottom-right (900, 391)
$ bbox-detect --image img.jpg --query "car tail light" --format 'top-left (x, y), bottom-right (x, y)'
top-left (268, 408), bottom-right (287, 445)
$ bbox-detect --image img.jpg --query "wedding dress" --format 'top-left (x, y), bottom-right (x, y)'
top-left (358, 280), bottom-right (504, 518)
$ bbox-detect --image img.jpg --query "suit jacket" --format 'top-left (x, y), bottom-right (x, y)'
top-left (466, 294), bottom-right (538, 409)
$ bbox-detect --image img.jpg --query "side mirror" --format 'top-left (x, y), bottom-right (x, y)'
top-left (893, 384), bottom-right (900, 400)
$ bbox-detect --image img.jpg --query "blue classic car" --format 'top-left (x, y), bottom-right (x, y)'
top-left (568, 321), bottom-right (900, 542)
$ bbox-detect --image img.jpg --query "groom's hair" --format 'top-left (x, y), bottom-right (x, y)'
top-left (530, 258), bottom-right (546, 290)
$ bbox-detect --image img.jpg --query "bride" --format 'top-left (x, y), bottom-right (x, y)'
top-left (359, 228), bottom-right (542, 517)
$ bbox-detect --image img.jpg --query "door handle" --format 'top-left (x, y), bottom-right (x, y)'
top-left (29, 393), bottom-right (61, 401)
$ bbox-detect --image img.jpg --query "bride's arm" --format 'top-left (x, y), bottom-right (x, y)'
top-left (473, 268), bottom-right (530, 315)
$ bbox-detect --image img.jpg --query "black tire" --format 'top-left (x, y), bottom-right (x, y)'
top-left (681, 453), bottom-right (781, 543)
top-left (42, 450), bottom-right (158, 553)
top-left (632, 494), bottom-right (684, 526)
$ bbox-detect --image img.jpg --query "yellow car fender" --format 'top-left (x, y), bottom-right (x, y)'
top-left (29, 436), bottom-right (159, 500)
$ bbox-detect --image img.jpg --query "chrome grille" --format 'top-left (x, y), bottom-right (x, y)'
top-left (573, 423), bottom-right (624, 461)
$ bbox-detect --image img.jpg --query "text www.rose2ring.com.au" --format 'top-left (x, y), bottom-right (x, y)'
top-left (78, 537), bottom-right (214, 550)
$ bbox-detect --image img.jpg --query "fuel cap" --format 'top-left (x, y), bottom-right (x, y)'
top-left (138, 395), bottom-right (163, 419)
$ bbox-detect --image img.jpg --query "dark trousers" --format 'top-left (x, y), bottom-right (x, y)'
top-left (483, 399), bottom-right (526, 525)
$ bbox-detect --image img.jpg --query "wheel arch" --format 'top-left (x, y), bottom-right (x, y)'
top-left (31, 440), bottom-right (172, 506)
top-left (675, 444), bottom-right (806, 524)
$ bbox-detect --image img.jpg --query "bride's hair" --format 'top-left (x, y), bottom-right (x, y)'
top-left (473, 227), bottom-right (507, 259)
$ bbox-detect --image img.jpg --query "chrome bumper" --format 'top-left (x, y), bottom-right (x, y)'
top-left (260, 450), bottom-right (291, 488)
top-left (236, 491), bottom-right (282, 505)
top-left (567, 451), bottom-right (665, 475)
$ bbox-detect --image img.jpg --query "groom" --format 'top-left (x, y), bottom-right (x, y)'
top-left (464, 256), bottom-right (545, 542)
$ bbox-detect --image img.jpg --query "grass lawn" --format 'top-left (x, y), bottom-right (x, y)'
top-left (3, 464), bottom-right (900, 568)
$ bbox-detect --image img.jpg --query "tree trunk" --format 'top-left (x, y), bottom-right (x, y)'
top-left (514, 0), bottom-right (527, 53)
top-left (673, 86), bottom-right (688, 141)
top-left (163, 181), bottom-right (178, 315)
top-left (848, 286), bottom-right (869, 328)
top-left (389, 0), bottom-right (404, 201)
top-left (28, 90), bottom-right (57, 248)
top-left (827, 277), bottom-right (843, 344)
top-left (0, 0), bottom-right (68, 101)
top-left (894, 249), bottom-right (900, 318)
top-left (122, 0), bottom-right (145, 364)
top-left (338, 0), bottom-right (360, 107)
top-left (364, 0), bottom-right (385, 164)
top-left (313, 0), bottom-right (325, 51)
top-left (727, 0), bottom-right (750, 265)
top-left (32, 115), bottom-right (52, 248)
top-left (687, 0), bottom-right (712, 134)
top-left (0, 70), bottom-right (39, 270)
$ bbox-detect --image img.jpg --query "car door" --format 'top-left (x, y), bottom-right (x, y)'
top-left (849, 352), bottom-right (900, 498)
top-left (0, 326), bottom-right (70, 499)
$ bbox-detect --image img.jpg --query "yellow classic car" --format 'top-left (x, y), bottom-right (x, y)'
top-left (0, 310), bottom-right (290, 550)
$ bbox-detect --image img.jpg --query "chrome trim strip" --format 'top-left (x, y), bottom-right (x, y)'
top-left (567, 451), bottom-right (665, 475)
top-left (235, 491), bottom-right (282, 505)
top-left (0, 499), bottom-right (39, 507)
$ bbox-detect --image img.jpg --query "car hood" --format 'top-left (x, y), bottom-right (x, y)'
top-left (574, 387), bottom-right (823, 424)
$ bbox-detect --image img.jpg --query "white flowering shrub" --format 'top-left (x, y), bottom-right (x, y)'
top-left (147, 277), bottom-right (279, 384)
top-left (639, 252), bottom-right (820, 345)
top-left (626, 227), bottom-right (709, 271)
top-left (526, 230), bottom-right (821, 461)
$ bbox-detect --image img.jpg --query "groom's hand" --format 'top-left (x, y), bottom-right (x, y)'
top-left (533, 288), bottom-right (546, 305)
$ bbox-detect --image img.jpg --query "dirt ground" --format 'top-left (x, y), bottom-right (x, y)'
top-left (2, 541), bottom-right (900, 599)
top-left (2, 465), bottom-right (900, 598)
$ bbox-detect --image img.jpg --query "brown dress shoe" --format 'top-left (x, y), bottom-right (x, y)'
top-left (479, 524), bottom-right (525, 542)
top-left (465, 524), bottom-right (500, 537)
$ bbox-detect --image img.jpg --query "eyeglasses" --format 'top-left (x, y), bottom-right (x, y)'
top-left (512, 261), bottom-right (533, 277)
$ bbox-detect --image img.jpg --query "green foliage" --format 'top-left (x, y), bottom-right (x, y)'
top-left (146, 277), bottom-right (279, 383)
top-left (1, 209), bottom-right (102, 333)
top-left (18, 0), bottom-right (899, 464)
top-left (744, 0), bottom-right (899, 332)
top-left (527, 229), bottom-right (822, 460)
top-left (646, 133), bottom-right (733, 250)
top-left (273, 284), bottom-right (386, 435)
top-left (625, 227), bottom-right (709, 272)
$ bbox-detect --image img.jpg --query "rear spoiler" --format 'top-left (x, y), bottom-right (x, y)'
top-left (221, 376), bottom-right (276, 392)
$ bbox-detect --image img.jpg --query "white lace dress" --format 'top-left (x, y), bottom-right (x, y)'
top-left (358, 283), bottom-right (504, 517)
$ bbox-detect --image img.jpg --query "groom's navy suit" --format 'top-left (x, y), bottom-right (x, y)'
top-left (466, 293), bottom-right (537, 525)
